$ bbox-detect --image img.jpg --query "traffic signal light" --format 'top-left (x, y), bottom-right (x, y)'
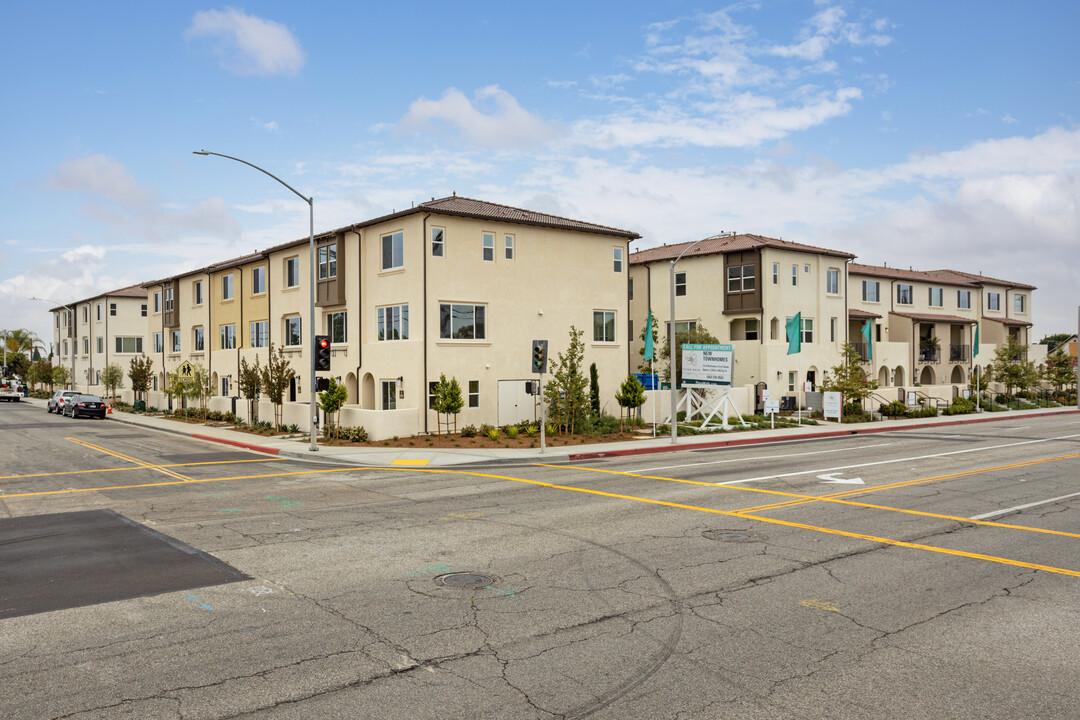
top-left (316, 377), bottom-right (330, 392)
top-left (531, 340), bottom-right (548, 374)
top-left (315, 335), bottom-right (331, 371)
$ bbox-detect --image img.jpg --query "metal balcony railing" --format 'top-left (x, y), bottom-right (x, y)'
top-left (918, 346), bottom-right (940, 363)
top-left (949, 344), bottom-right (970, 362)
top-left (852, 343), bottom-right (871, 363)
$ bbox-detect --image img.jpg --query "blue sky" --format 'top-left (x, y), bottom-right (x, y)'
top-left (2, 1), bottom-right (1078, 347)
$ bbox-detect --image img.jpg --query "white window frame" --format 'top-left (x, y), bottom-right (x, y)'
top-left (928, 287), bottom-right (943, 308)
top-left (613, 247), bottom-right (624, 273)
top-left (252, 266), bottom-right (266, 295)
top-left (194, 327), bottom-right (205, 352)
top-left (468, 380), bottom-right (479, 408)
top-left (1014, 294), bottom-right (1025, 312)
top-left (745, 318), bottom-right (759, 341)
top-left (958, 290), bottom-right (971, 309)
top-left (318, 245), bottom-right (337, 280)
top-left (153, 333), bottom-right (163, 353)
top-left (115, 336), bottom-right (143, 354)
top-left (830, 317), bottom-right (837, 343)
top-left (164, 287), bottom-right (174, 312)
top-left (505, 234), bottom-right (514, 260)
top-left (381, 231), bottom-right (404, 270)
top-left (482, 232), bottom-right (495, 262)
top-left (284, 317), bottom-right (302, 347)
top-left (772, 263), bottom-right (779, 285)
top-left (250, 320), bottom-right (269, 348)
top-left (154, 291), bottom-right (161, 313)
top-left (171, 330), bottom-right (180, 353)
top-left (675, 272), bottom-right (687, 297)
top-left (802, 317), bottom-right (814, 344)
top-left (791, 265), bottom-right (798, 286)
top-left (194, 280), bottom-right (203, 305)
top-left (593, 310), bottom-right (616, 343)
top-left (377, 305), bottom-right (408, 341)
top-left (440, 303), bottom-right (486, 340)
top-left (222, 274), bottom-right (234, 301)
top-left (862, 280), bottom-right (880, 302)
top-left (381, 380), bottom-right (397, 410)
top-left (141, 304), bottom-right (147, 317)
top-left (431, 227), bottom-right (445, 258)
top-left (96, 337), bottom-right (103, 354)
top-left (328, 311), bottom-right (347, 344)
top-left (109, 302), bottom-right (116, 317)
top-left (285, 257), bottom-right (300, 288)
top-left (897, 284), bottom-right (913, 305)
top-left (826, 269), bottom-right (839, 295)
top-left (220, 324), bottom-right (236, 350)
top-left (988, 292), bottom-right (1000, 311)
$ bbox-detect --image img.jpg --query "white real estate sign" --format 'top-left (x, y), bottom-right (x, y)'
top-left (823, 391), bottom-right (842, 420)
top-left (681, 343), bottom-right (734, 386)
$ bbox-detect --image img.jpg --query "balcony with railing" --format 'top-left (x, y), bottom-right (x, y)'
top-left (852, 343), bottom-right (871, 364)
top-left (918, 344), bottom-right (940, 363)
top-left (949, 344), bottom-right (970, 362)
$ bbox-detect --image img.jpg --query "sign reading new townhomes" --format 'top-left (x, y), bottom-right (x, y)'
top-left (681, 343), bottom-right (734, 386)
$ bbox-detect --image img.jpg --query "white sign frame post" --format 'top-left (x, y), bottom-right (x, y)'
top-left (764, 399), bottom-right (779, 428)
top-left (669, 343), bottom-right (747, 430)
top-left (823, 391), bottom-right (842, 421)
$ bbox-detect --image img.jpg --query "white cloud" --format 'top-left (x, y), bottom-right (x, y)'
top-left (48, 154), bottom-right (150, 209)
top-left (1003, 114), bottom-right (1019, 124)
top-left (398, 86), bottom-right (556, 148)
top-left (185, 8), bottom-right (304, 76)
top-left (253, 118), bottom-right (280, 133)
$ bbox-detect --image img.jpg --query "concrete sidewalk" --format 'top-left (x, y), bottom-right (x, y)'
top-left (24, 396), bottom-right (1079, 467)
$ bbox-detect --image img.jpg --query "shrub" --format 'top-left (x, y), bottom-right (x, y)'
top-left (205, 410), bottom-right (223, 422)
top-left (524, 425), bottom-right (539, 438)
top-left (906, 407), bottom-right (938, 418)
top-left (286, 423), bottom-right (301, 433)
top-left (594, 414), bottom-right (620, 434)
top-left (461, 424), bottom-right (478, 438)
top-left (546, 422), bottom-right (558, 436)
top-left (341, 425), bottom-right (368, 443)
top-left (221, 412), bottom-right (238, 424)
top-left (504, 425), bottom-right (520, 439)
top-left (879, 400), bottom-right (908, 417)
top-left (842, 402), bottom-right (864, 417)
top-left (486, 427), bottom-right (501, 441)
top-left (479, 423), bottom-right (495, 437)
top-left (943, 397), bottom-right (976, 416)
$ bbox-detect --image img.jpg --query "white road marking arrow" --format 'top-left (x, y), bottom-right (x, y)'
top-left (818, 472), bottom-right (864, 484)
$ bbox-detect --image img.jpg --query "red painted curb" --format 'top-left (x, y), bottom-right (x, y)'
top-left (567, 408), bottom-right (1080, 461)
top-left (190, 433), bottom-right (281, 456)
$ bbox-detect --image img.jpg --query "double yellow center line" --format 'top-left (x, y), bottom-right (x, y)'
top-left (67, 437), bottom-right (193, 482)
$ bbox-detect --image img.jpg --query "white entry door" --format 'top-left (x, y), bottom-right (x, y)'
top-left (498, 380), bottom-right (534, 426)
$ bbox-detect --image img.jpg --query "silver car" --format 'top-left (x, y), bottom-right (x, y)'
top-left (48, 390), bottom-right (80, 414)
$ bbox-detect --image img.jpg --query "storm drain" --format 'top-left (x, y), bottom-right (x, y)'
top-left (702, 529), bottom-right (766, 543)
top-left (435, 572), bottom-right (494, 588)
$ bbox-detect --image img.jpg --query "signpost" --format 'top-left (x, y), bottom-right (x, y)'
top-left (823, 391), bottom-right (842, 421)
top-left (669, 343), bottom-right (746, 430)
top-left (764, 398), bottom-right (779, 428)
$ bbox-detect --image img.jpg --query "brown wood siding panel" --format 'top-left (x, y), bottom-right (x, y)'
top-left (163, 281), bottom-right (179, 328)
top-left (723, 250), bottom-right (762, 314)
top-left (316, 236), bottom-right (346, 307)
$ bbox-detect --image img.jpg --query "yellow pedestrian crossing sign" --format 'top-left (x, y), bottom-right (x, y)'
top-left (176, 361), bottom-right (195, 378)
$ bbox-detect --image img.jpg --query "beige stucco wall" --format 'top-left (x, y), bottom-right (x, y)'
top-left (51, 294), bottom-right (147, 394)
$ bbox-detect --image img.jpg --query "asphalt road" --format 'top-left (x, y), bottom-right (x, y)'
top-left (2, 401), bottom-right (1079, 719)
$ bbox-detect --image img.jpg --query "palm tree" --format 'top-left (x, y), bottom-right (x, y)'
top-left (1, 328), bottom-right (41, 354)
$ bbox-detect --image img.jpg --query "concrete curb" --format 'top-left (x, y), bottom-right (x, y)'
top-left (190, 433), bottom-right (280, 456)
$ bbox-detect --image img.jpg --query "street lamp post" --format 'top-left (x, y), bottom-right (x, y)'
top-left (30, 297), bottom-right (75, 391)
top-left (193, 150), bottom-right (318, 452)
top-left (668, 236), bottom-right (714, 444)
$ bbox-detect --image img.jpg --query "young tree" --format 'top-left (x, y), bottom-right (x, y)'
top-left (543, 326), bottom-right (589, 434)
top-left (190, 363), bottom-right (210, 421)
top-left (165, 373), bottom-right (189, 415)
top-left (128, 354), bottom-right (153, 404)
top-left (27, 360), bottom-right (51, 391)
top-left (821, 342), bottom-right (880, 413)
top-left (52, 364), bottom-right (71, 391)
top-left (259, 343), bottom-right (296, 430)
top-left (658, 322), bottom-right (719, 387)
top-left (989, 336), bottom-right (1032, 400)
top-left (588, 362), bottom-right (601, 418)
top-left (432, 374), bottom-right (464, 435)
top-left (100, 363), bottom-right (125, 403)
top-left (1042, 348), bottom-right (1077, 392)
top-left (238, 356), bottom-right (262, 423)
top-left (318, 377), bottom-right (349, 440)
top-left (614, 374), bottom-right (647, 430)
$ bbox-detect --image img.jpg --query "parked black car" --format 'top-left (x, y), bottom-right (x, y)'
top-left (48, 390), bottom-right (80, 413)
top-left (64, 394), bottom-right (107, 419)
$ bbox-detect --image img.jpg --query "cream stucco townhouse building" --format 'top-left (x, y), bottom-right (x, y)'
top-left (143, 195), bottom-right (639, 438)
top-left (49, 283), bottom-right (149, 394)
top-left (847, 264), bottom-right (1041, 390)
top-left (628, 233), bottom-right (856, 409)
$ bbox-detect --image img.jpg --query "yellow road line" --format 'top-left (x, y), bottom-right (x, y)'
top-left (534, 456), bottom-right (1080, 542)
top-left (5, 462), bottom-right (1078, 579)
top-left (392, 459), bottom-right (430, 466)
top-left (736, 452), bottom-right (1080, 513)
top-left (0, 457), bottom-right (283, 482)
top-left (67, 438), bottom-right (191, 482)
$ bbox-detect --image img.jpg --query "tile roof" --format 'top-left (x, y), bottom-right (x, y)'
top-left (50, 283), bottom-right (148, 313)
top-left (934, 269), bottom-right (1036, 290)
top-left (984, 316), bottom-right (1033, 327)
top-left (848, 309), bottom-right (881, 319)
top-left (890, 311), bottom-right (978, 324)
top-left (630, 233), bottom-right (854, 264)
top-left (849, 263), bottom-right (980, 287)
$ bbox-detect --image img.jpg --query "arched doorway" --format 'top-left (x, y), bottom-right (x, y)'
top-left (893, 366), bottom-right (905, 387)
top-left (919, 366), bottom-right (935, 386)
top-left (770, 317), bottom-right (779, 340)
top-left (878, 366), bottom-right (889, 387)
top-left (362, 373), bottom-right (375, 410)
top-left (345, 372), bottom-right (358, 405)
top-left (950, 365), bottom-right (965, 384)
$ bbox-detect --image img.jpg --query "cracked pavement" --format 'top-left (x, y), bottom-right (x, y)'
top-left (2, 404), bottom-right (1080, 718)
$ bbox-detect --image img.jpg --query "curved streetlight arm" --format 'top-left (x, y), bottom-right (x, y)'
top-left (193, 151), bottom-right (311, 205)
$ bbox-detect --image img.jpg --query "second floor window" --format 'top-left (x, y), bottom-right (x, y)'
top-left (727, 265), bottom-right (755, 292)
top-left (1014, 294), bottom-right (1025, 312)
top-left (171, 331), bottom-right (180, 353)
top-left (826, 269), bottom-right (839, 295)
top-left (897, 284), bottom-right (913, 304)
top-left (675, 272), bottom-right (687, 296)
top-left (222, 274), bottom-right (234, 300)
top-left (164, 287), bottom-right (174, 312)
top-left (153, 333), bottom-right (163, 353)
top-left (988, 292), bottom-right (1000, 311)
top-left (110, 303), bottom-right (116, 316)
top-left (194, 327), bottom-right (204, 352)
top-left (96, 304), bottom-right (102, 321)
top-left (482, 233), bottom-right (495, 262)
top-left (772, 263), bottom-right (779, 284)
top-left (194, 280), bottom-right (203, 305)
top-left (318, 246), bottom-right (336, 279)
top-left (154, 292), bottom-right (161, 313)
top-left (862, 280), bottom-right (880, 302)
top-left (115, 337), bottom-right (143, 354)
top-left (440, 303), bottom-right (485, 340)
top-left (141, 304), bottom-right (147, 317)
top-left (505, 235), bottom-right (515, 260)
top-left (377, 305), bottom-right (407, 341)
top-left (284, 317), bottom-right (302, 346)
top-left (593, 310), bottom-right (616, 342)
top-left (382, 231), bottom-right (404, 270)
top-left (928, 287), bottom-right (943, 307)
top-left (614, 247), bottom-right (624, 273)
top-left (220, 324), bottom-right (236, 350)
top-left (792, 265), bottom-right (798, 286)
top-left (250, 321), bottom-right (268, 348)
top-left (958, 290), bottom-right (971, 309)
top-left (328, 311), bottom-right (347, 343)
top-left (431, 227), bottom-right (444, 257)
top-left (286, 257), bottom-right (300, 288)
top-left (252, 267), bottom-right (266, 294)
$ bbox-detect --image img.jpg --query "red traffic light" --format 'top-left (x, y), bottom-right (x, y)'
top-left (318, 338), bottom-right (330, 349)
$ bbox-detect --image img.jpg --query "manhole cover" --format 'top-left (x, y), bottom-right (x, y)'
top-left (702, 529), bottom-right (765, 543)
top-left (435, 572), bottom-right (493, 588)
